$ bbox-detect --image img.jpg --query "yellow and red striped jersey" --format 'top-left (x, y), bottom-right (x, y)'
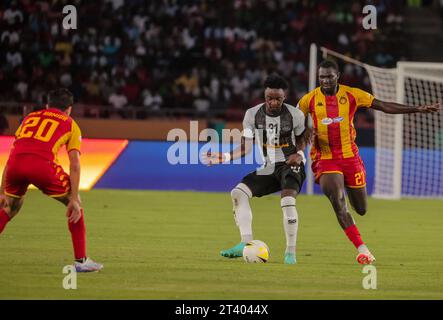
top-left (11, 108), bottom-right (82, 163)
top-left (297, 85), bottom-right (374, 160)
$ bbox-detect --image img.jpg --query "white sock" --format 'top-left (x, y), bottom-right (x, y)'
top-left (281, 196), bottom-right (298, 254)
top-left (231, 183), bottom-right (253, 243)
top-left (358, 244), bottom-right (370, 254)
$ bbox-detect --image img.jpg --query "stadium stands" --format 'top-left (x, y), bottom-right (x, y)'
top-left (0, 0), bottom-right (410, 124)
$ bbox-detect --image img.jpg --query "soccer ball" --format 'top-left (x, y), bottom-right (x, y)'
top-left (242, 240), bottom-right (270, 263)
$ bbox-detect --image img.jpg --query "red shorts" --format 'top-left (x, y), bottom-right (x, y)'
top-left (312, 155), bottom-right (366, 188)
top-left (5, 154), bottom-right (71, 198)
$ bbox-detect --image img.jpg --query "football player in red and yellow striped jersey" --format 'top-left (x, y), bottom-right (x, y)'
top-left (0, 89), bottom-right (103, 272)
top-left (298, 59), bottom-right (440, 265)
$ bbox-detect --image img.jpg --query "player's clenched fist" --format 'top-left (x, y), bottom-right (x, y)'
top-left (417, 103), bottom-right (440, 113)
top-left (286, 153), bottom-right (303, 166)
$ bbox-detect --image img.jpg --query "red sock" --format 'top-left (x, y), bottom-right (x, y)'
top-left (68, 209), bottom-right (87, 260)
top-left (0, 209), bottom-right (11, 234)
top-left (344, 224), bottom-right (364, 249)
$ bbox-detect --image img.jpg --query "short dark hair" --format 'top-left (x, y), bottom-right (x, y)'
top-left (319, 59), bottom-right (339, 71)
top-left (47, 88), bottom-right (74, 110)
top-left (263, 73), bottom-right (289, 90)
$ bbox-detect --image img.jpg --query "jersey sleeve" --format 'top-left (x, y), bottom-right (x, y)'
top-left (352, 87), bottom-right (375, 108)
top-left (296, 93), bottom-right (311, 116)
top-left (292, 108), bottom-right (306, 136)
top-left (242, 109), bottom-right (255, 139)
top-left (67, 120), bottom-right (82, 153)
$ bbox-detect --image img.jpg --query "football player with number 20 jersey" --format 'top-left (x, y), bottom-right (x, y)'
top-left (0, 89), bottom-right (103, 272)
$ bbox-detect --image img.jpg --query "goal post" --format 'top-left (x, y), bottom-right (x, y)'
top-left (395, 62), bottom-right (443, 198)
top-left (307, 44), bottom-right (443, 199)
top-left (305, 44), bottom-right (317, 195)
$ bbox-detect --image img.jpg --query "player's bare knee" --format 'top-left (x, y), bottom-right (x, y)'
top-left (349, 198), bottom-right (367, 215)
top-left (326, 188), bottom-right (344, 203)
top-left (329, 193), bottom-right (347, 215)
top-left (7, 209), bottom-right (19, 219)
top-left (333, 202), bottom-right (348, 216)
top-left (6, 197), bottom-right (24, 219)
top-left (322, 184), bottom-right (341, 198)
top-left (355, 206), bottom-right (367, 216)
top-left (1, 206), bottom-right (13, 218)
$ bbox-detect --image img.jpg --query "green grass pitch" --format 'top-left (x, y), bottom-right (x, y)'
top-left (1, 189), bottom-right (442, 299)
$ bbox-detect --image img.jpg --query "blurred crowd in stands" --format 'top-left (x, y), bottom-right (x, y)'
top-left (0, 0), bottom-right (428, 124)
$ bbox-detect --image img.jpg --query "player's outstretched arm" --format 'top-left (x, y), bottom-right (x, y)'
top-left (67, 150), bottom-right (82, 223)
top-left (371, 99), bottom-right (440, 114)
top-left (202, 136), bottom-right (254, 166)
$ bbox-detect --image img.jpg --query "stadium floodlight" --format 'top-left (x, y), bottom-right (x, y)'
top-left (308, 44), bottom-right (443, 199)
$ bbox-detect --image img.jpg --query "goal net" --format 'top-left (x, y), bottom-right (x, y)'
top-left (311, 46), bottom-right (443, 199)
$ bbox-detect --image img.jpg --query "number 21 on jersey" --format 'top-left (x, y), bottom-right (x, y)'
top-left (268, 123), bottom-right (279, 146)
top-left (16, 116), bottom-right (60, 142)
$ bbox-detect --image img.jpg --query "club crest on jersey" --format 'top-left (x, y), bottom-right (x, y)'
top-left (321, 117), bottom-right (344, 125)
top-left (339, 96), bottom-right (347, 104)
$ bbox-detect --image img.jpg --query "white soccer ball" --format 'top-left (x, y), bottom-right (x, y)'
top-left (242, 240), bottom-right (270, 263)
